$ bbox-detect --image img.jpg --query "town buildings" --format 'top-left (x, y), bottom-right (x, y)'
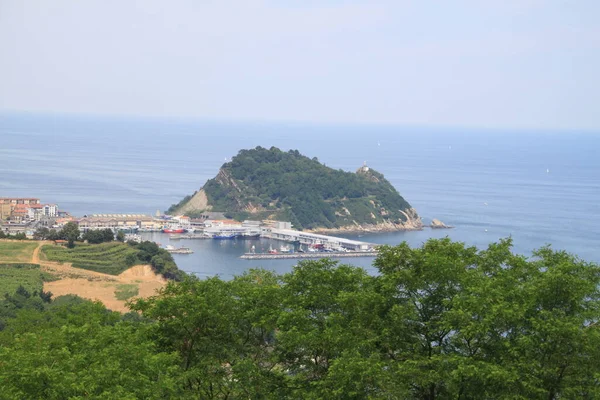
top-left (0, 198), bottom-right (61, 222)
top-left (76, 214), bottom-right (160, 232)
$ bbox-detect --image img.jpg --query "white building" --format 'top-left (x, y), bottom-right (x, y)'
top-left (43, 204), bottom-right (58, 217)
top-left (172, 215), bottom-right (191, 227)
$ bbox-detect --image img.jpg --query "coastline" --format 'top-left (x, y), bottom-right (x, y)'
top-left (307, 225), bottom-right (424, 235)
top-left (306, 216), bottom-right (454, 235)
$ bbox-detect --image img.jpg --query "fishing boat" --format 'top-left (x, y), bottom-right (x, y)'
top-left (162, 225), bottom-right (186, 233)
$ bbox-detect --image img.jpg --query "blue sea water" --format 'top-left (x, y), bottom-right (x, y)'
top-left (1, 112), bottom-right (599, 277)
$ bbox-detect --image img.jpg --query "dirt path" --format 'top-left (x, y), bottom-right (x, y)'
top-left (34, 242), bottom-right (167, 312)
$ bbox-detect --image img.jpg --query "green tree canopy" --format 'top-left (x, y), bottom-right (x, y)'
top-left (1, 239), bottom-right (599, 399)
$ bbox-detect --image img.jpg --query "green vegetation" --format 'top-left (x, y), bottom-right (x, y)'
top-left (0, 241), bottom-right (38, 263)
top-left (33, 222), bottom-right (82, 247)
top-left (171, 146), bottom-right (418, 230)
top-left (0, 264), bottom-right (54, 297)
top-left (0, 231), bottom-right (27, 240)
top-left (166, 193), bottom-right (195, 214)
top-left (82, 228), bottom-right (114, 244)
top-left (1, 238), bottom-right (599, 398)
top-left (114, 284), bottom-right (139, 301)
top-left (135, 240), bottom-right (185, 281)
top-left (35, 223), bottom-right (112, 247)
top-left (0, 264), bottom-right (55, 331)
top-left (0, 294), bottom-right (178, 399)
top-left (41, 241), bottom-right (185, 279)
top-left (41, 242), bottom-right (144, 275)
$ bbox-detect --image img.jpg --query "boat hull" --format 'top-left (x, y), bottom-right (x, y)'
top-left (213, 234), bottom-right (237, 239)
top-left (163, 228), bottom-right (186, 233)
top-left (240, 233), bottom-right (260, 239)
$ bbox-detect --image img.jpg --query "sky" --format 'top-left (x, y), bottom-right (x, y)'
top-left (0, 0), bottom-right (599, 130)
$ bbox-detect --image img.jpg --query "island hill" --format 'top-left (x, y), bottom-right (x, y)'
top-left (168, 146), bottom-right (423, 232)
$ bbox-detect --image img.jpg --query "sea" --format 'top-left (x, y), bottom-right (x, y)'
top-left (1, 112), bottom-right (599, 279)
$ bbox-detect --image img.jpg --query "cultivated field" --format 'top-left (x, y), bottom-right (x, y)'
top-left (0, 241), bottom-right (39, 263)
top-left (0, 241), bottom-right (167, 312)
top-left (0, 263), bottom-right (57, 297)
top-left (41, 242), bottom-right (141, 275)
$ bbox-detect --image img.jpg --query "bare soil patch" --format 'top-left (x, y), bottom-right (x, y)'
top-left (27, 242), bottom-right (167, 312)
top-left (44, 265), bottom-right (166, 312)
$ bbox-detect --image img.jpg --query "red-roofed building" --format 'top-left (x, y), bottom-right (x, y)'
top-left (10, 207), bottom-right (30, 223)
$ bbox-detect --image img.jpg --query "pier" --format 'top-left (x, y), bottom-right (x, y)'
top-left (261, 225), bottom-right (375, 251)
top-left (240, 251), bottom-right (378, 260)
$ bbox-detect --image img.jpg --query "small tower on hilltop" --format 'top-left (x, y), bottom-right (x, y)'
top-left (358, 161), bottom-right (370, 173)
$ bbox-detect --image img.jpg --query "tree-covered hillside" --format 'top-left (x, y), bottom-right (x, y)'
top-left (171, 146), bottom-right (420, 230)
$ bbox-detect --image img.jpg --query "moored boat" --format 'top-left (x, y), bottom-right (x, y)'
top-left (213, 233), bottom-right (238, 239)
top-left (165, 245), bottom-right (194, 254)
top-left (163, 226), bottom-right (186, 233)
top-left (240, 232), bottom-right (261, 239)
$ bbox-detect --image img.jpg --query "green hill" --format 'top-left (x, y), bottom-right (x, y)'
top-left (168, 147), bottom-right (422, 231)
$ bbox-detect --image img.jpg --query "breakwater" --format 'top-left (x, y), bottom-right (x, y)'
top-left (240, 251), bottom-right (378, 260)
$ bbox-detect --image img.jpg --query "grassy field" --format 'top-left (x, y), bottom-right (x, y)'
top-left (0, 241), bottom-right (38, 263)
top-left (41, 242), bottom-right (141, 275)
top-left (114, 284), bottom-right (139, 301)
top-left (0, 263), bottom-right (58, 297)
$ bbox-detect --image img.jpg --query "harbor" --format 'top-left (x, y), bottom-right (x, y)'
top-left (157, 219), bottom-right (378, 257)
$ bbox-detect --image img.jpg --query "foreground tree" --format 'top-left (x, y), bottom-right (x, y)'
top-left (374, 238), bottom-right (600, 399)
top-left (276, 259), bottom-right (387, 398)
top-left (59, 221), bottom-right (80, 248)
top-left (33, 227), bottom-right (50, 240)
top-left (0, 299), bottom-right (184, 399)
top-left (130, 270), bottom-right (286, 398)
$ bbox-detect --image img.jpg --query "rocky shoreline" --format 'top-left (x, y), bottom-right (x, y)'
top-left (307, 216), bottom-right (453, 235)
top-left (308, 224), bottom-right (423, 235)
top-left (430, 218), bottom-right (454, 229)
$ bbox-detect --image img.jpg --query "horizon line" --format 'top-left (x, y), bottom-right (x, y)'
top-left (1, 108), bottom-right (599, 135)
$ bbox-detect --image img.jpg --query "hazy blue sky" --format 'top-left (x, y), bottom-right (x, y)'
top-left (1, 1), bottom-right (598, 130)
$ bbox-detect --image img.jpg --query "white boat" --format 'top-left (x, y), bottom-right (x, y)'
top-left (164, 245), bottom-right (194, 254)
top-left (124, 234), bottom-right (141, 243)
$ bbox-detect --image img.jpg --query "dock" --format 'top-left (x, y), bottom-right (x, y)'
top-left (262, 227), bottom-right (376, 251)
top-left (171, 233), bottom-right (212, 240)
top-left (240, 251), bottom-right (378, 260)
